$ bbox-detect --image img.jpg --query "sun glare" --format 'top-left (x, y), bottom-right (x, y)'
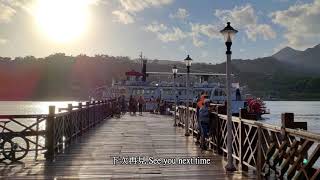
top-left (35, 0), bottom-right (90, 43)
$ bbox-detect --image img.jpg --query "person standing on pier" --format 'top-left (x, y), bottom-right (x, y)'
top-left (156, 97), bottom-right (161, 114)
top-left (149, 96), bottom-right (156, 113)
top-left (129, 95), bottom-right (134, 115)
top-left (120, 95), bottom-right (126, 115)
top-left (196, 92), bottom-right (206, 144)
top-left (199, 99), bottom-right (210, 150)
top-left (138, 96), bottom-right (145, 116)
top-left (132, 96), bottom-right (138, 115)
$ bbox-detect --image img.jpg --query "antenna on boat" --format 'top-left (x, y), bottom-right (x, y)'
top-left (140, 52), bottom-right (147, 82)
top-left (139, 52), bottom-right (143, 64)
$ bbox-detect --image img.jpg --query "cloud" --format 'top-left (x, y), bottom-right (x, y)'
top-left (179, 45), bottom-right (186, 52)
top-left (0, 38), bottom-right (7, 45)
top-left (270, 0), bottom-right (320, 49)
top-left (144, 22), bottom-right (220, 47)
top-left (201, 51), bottom-right (208, 58)
top-left (169, 8), bottom-right (189, 20)
top-left (144, 22), bottom-right (168, 32)
top-left (239, 48), bottom-right (246, 52)
top-left (112, 10), bottom-right (135, 24)
top-left (214, 4), bottom-right (276, 41)
top-left (191, 36), bottom-right (205, 47)
top-left (190, 23), bottom-right (220, 39)
top-left (144, 22), bottom-right (187, 42)
top-left (118, 0), bottom-right (173, 12)
top-left (272, 0), bottom-right (288, 2)
top-left (189, 23), bottom-right (221, 47)
top-left (113, 0), bottom-right (174, 24)
top-left (245, 24), bottom-right (276, 41)
top-left (157, 27), bottom-right (187, 42)
top-left (0, 0), bottom-right (102, 18)
top-left (0, 3), bottom-right (16, 23)
top-left (215, 4), bottom-right (257, 28)
top-left (145, 4), bottom-right (275, 48)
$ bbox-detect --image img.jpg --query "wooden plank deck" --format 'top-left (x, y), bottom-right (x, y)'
top-left (0, 113), bottom-right (254, 179)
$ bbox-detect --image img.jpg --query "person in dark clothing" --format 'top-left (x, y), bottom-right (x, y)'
top-left (132, 96), bottom-right (138, 115)
top-left (196, 92), bottom-right (206, 144)
top-left (199, 99), bottom-right (211, 150)
top-left (138, 96), bottom-right (145, 115)
top-left (129, 95), bottom-right (134, 115)
top-left (120, 95), bottom-right (126, 114)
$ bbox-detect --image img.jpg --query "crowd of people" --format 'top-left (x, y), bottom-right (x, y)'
top-left (113, 95), bottom-right (171, 116)
top-left (127, 95), bottom-right (145, 115)
top-left (113, 95), bottom-right (146, 116)
top-left (113, 92), bottom-right (211, 151)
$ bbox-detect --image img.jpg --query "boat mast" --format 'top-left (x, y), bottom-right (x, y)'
top-left (140, 52), bottom-right (147, 82)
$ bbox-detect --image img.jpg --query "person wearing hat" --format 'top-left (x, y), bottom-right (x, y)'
top-left (199, 98), bottom-right (211, 150)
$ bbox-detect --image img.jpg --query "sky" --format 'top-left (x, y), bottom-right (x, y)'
top-left (0, 0), bottom-right (319, 63)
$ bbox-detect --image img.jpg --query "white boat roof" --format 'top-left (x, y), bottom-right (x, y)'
top-left (146, 72), bottom-right (234, 76)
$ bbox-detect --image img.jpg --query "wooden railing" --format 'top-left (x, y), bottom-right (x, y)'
top-left (0, 114), bottom-right (47, 160)
top-left (176, 106), bottom-right (320, 179)
top-left (0, 99), bottom-right (116, 161)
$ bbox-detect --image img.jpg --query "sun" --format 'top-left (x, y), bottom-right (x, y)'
top-left (35, 0), bottom-right (90, 43)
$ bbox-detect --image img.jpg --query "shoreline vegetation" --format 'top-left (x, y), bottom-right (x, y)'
top-left (0, 51), bottom-right (319, 101)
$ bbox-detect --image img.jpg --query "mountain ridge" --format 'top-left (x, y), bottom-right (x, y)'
top-left (272, 44), bottom-right (320, 72)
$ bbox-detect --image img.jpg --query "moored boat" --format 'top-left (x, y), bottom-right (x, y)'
top-left (90, 56), bottom-right (269, 120)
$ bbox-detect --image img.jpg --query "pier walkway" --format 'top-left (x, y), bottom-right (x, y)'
top-left (0, 113), bottom-right (253, 179)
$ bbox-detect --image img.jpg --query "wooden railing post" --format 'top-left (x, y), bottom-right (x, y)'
top-left (35, 117), bottom-right (40, 160)
top-left (67, 104), bottom-right (73, 142)
top-left (79, 102), bottom-right (83, 135)
top-left (45, 106), bottom-right (55, 161)
top-left (257, 124), bottom-right (262, 180)
top-left (86, 102), bottom-right (90, 130)
top-left (239, 109), bottom-right (248, 171)
top-left (93, 101), bottom-right (97, 125)
top-left (281, 113), bottom-right (294, 128)
top-left (216, 113), bottom-right (223, 155)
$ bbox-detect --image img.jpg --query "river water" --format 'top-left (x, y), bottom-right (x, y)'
top-left (0, 101), bottom-right (319, 167)
top-left (261, 101), bottom-right (320, 133)
top-left (0, 101), bottom-right (319, 133)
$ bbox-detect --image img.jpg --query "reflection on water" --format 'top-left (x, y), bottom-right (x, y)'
top-left (0, 101), bottom-right (80, 115)
top-left (0, 101), bottom-right (319, 168)
top-left (262, 101), bottom-right (320, 133)
top-left (0, 101), bottom-right (80, 160)
top-left (0, 101), bottom-right (319, 133)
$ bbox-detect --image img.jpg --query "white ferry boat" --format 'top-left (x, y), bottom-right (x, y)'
top-left (89, 58), bottom-right (268, 116)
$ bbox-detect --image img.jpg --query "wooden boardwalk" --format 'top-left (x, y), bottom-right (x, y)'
top-left (0, 113), bottom-right (254, 179)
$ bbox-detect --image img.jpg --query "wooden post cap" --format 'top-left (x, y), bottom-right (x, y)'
top-left (281, 113), bottom-right (294, 128)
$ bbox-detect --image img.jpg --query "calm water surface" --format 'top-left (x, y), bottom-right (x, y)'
top-left (0, 101), bottom-right (319, 133)
top-left (0, 101), bottom-right (80, 115)
top-left (0, 101), bottom-right (319, 166)
top-left (262, 101), bottom-right (320, 133)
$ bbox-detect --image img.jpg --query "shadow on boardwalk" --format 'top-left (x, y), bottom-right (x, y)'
top-left (0, 113), bottom-right (254, 179)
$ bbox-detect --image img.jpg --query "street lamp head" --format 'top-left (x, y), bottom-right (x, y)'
top-left (220, 22), bottom-right (238, 43)
top-left (184, 55), bottom-right (192, 67)
top-left (172, 65), bottom-right (178, 75)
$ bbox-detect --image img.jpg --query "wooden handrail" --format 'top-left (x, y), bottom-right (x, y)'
top-left (176, 105), bottom-right (320, 179)
top-left (0, 99), bottom-right (117, 162)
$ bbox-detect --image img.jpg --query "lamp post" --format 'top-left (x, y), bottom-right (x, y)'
top-left (172, 65), bottom-right (178, 126)
top-left (184, 55), bottom-right (192, 136)
top-left (220, 22), bottom-right (238, 171)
